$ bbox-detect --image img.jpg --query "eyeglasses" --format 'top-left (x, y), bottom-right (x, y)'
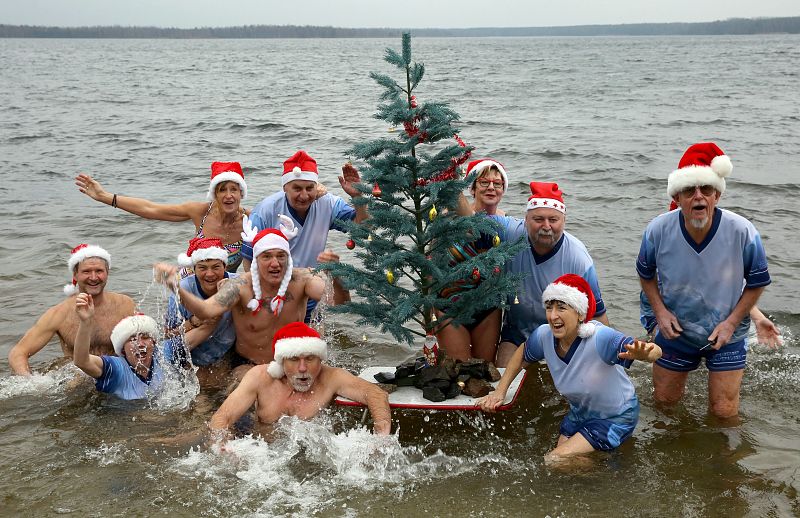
top-left (476, 179), bottom-right (504, 189)
top-left (680, 185), bottom-right (716, 197)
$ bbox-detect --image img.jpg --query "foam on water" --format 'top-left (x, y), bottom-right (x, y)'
top-left (0, 363), bottom-right (81, 399)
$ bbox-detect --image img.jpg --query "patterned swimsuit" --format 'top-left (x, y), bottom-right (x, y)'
top-left (182, 203), bottom-right (243, 276)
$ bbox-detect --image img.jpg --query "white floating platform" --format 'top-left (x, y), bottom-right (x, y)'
top-left (336, 366), bottom-right (527, 411)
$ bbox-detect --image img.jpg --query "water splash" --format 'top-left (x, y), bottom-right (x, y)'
top-left (0, 363), bottom-right (81, 399)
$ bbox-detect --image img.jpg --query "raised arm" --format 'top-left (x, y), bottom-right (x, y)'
top-left (72, 294), bottom-right (104, 378)
top-left (8, 304), bottom-right (66, 375)
top-left (333, 369), bottom-right (391, 435)
top-left (76, 173), bottom-right (206, 223)
top-left (154, 263), bottom-right (247, 320)
top-left (315, 250), bottom-right (350, 304)
top-left (338, 162), bottom-right (369, 223)
top-left (208, 366), bottom-right (263, 436)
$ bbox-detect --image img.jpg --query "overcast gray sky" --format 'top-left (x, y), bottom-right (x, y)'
top-left (0, 0), bottom-right (797, 28)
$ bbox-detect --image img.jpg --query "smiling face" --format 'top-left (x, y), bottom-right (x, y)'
top-left (283, 180), bottom-right (317, 215)
top-left (122, 333), bottom-right (156, 372)
top-left (256, 249), bottom-right (289, 286)
top-left (525, 208), bottom-right (565, 253)
top-left (74, 257), bottom-right (109, 296)
top-left (545, 300), bottom-right (581, 344)
top-left (673, 184), bottom-right (720, 231)
top-left (283, 354), bottom-right (322, 392)
top-left (194, 259), bottom-right (226, 294)
top-left (470, 167), bottom-right (505, 212)
top-left (214, 181), bottom-right (242, 214)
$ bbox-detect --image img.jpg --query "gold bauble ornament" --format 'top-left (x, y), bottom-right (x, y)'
top-left (386, 269), bottom-right (395, 284)
top-left (493, 234), bottom-right (501, 247)
top-left (428, 204), bottom-right (438, 221)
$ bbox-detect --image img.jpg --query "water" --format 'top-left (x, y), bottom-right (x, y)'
top-left (1, 35), bottom-right (799, 516)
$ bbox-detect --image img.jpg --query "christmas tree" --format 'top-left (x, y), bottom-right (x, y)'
top-left (323, 33), bottom-right (526, 347)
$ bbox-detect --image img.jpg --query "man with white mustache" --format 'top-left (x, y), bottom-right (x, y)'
top-left (208, 322), bottom-right (391, 437)
top-left (637, 142), bottom-right (771, 418)
top-left (477, 181), bottom-right (610, 367)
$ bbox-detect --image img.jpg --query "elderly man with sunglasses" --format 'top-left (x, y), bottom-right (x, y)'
top-left (637, 143), bottom-right (771, 418)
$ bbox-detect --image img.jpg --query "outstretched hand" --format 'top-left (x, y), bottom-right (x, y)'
top-left (153, 262), bottom-right (180, 291)
top-left (338, 162), bottom-right (362, 198)
top-left (754, 316), bottom-right (782, 349)
top-left (619, 339), bottom-right (662, 363)
top-left (75, 173), bottom-right (108, 202)
top-left (74, 293), bottom-right (94, 321)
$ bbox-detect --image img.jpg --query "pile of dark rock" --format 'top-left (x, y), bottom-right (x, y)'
top-left (373, 353), bottom-right (502, 402)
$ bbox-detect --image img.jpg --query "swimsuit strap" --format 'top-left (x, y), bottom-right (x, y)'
top-left (195, 202), bottom-right (214, 238)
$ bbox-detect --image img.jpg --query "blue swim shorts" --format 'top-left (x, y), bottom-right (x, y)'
top-left (559, 405), bottom-right (639, 452)
top-left (654, 333), bottom-right (747, 372)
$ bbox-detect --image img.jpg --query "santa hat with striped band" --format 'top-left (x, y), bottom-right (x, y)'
top-left (466, 158), bottom-right (509, 190)
top-left (110, 313), bottom-right (159, 355)
top-left (667, 142), bottom-right (732, 198)
top-left (281, 150), bottom-right (318, 186)
top-left (542, 273), bottom-right (597, 338)
top-left (241, 214), bottom-right (298, 315)
top-left (177, 237), bottom-right (228, 267)
top-left (207, 161), bottom-right (247, 201)
top-left (63, 244), bottom-right (111, 296)
top-left (527, 182), bottom-right (566, 213)
top-left (267, 322), bottom-right (328, 378)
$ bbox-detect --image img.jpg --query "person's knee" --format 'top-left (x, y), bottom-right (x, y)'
top-left (653, 383), bottom-right (684, 405)
top-left (709, 394), bottom-right (739, 418)
top-left (494, 342), bottom-right (517, 367)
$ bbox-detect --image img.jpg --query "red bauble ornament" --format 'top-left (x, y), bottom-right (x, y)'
top-left (372, 182), bottom-right (382, 197)
top-left (493, 266), bottom-right (501, 276)
top-left (472, 267), bottom-right (481, 281)
top-left (346, 239), bottom-right (356, 250)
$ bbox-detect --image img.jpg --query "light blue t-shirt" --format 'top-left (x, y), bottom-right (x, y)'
top-left (242, 192), bottom-right (356, 268)
top-left (524, 323), bottom-right (637, 421)
top-left (489, 215), bottom-right (606, 345)
top-left (94, 341), bottom-right (178, 400)
top-left (165, 273), bottom-right (237, 366)
top-left (636, 207), bottom-right (770, 348)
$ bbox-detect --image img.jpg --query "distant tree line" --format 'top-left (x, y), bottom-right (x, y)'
top-left (1, 17), bottom-right (799, 38)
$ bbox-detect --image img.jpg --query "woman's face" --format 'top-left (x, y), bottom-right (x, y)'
top-left (545, 300), bottom-right (581, 341)
top-left (471, 168), bottom-right (505, 210)
top-left (215, 181), bottom-right (242, 213)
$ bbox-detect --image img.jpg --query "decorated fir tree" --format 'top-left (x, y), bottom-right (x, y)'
top-left (323, 34), bottom-right (525, 351)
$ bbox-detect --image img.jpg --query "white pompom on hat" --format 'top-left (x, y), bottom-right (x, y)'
top-left (267, 322), bottom-right (328, 378)
top-left (240, 214), bottom-right (298, 315)
top-left (177, 237), bottom-right (229, 267)
top-left (542, 273), bottom-right (597, 338)
top-left (63, 244), bottom-right (111, 296)
top-left (667, 142), bottom-right (732, 198)
top-left (110, 313), bottom-right (159, 355)
top-left (207, 161), bottom-right (247, 201)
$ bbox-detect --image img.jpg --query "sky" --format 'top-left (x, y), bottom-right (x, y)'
top-left (0, 0), bottom-right (797, 29)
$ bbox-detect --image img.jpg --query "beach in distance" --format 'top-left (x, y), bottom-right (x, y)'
top-left (0, 34), bottom-right (798, 516)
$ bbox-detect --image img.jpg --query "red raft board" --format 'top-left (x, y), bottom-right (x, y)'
top-left (335, 366), bottom-right (527, 411)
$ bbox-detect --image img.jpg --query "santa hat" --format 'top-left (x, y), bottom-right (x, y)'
top-left (110, 313), bottom-right (159, 355)
top-left (177, 237), bottom-right (228, 267)
top-left (542, 273), bottom-right (597, 338)
top-left (240, 214), bottom-right (298, 315)
top-left (667, 142), bottom-right (732, 198)
top-left (527, 182), bottom-right (566, 213)
top-left (466, 158), bottom-right (509, 190)
top-left (207, 161), bottom-right (247, 201)
top-left (267, 322), bottom-right (327, 378)
top-left (63, 244), bottom-right (111, 296)
top-left (281, 150), bottom-right (318, 186)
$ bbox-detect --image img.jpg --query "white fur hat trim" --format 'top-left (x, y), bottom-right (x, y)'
top-left (266, 336), bottom-right (328, 378)
top-left (667, 154), bottom-right (731, 197)
top-left (110, 315), bottom-right (159, 355)
top-left (207, 171), bottom-right (247, 201)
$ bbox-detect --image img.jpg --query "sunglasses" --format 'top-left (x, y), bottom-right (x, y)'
top-left (476, 179), bottom-right (504, 189)
top-left (680, 185), bottom-right (716, 197)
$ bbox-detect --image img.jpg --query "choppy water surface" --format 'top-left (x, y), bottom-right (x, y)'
top-left (0, 36), bottom-right (798, 516)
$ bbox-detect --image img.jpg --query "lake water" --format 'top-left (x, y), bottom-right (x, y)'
top-left (0, 35), bottom-right (798, 516)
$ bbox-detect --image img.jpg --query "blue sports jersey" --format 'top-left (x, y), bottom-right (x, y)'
top-left (637, 207), bottom-right (770, 348)
top-left (489, 214), bottom-right (606, 345)
top-left (242, 192), bottom-right (356, 268)
top-left (524, 323), bottom-right (638, 421)
top-left (165, 273), bottom-right (237, 366)
top-left (94, 343), bottom-right (177, 400)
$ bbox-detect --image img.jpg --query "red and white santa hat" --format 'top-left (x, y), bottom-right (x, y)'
top-left (542, 273), bottom-right (597, 338)
top-left (177, 237), bottom-right (228, 267)
top-left (207, 161), bottom-right (247, 201)
top-left (466, 158), bottom-right (509, 190)
top-left (63, 244), bottom-right (112, 296)
top-left (267, 322), bottom-right (328, 378)
top-left (110, 313), bottom-right (159, 355)
top-left (281, 150), bottom-right (318, 186)
top-left (667, 142), bottom-right (732, 198)
top-left (527, 182), bottom-right (566, 213)
top-left (241, 215), bottom-right (298, 315)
